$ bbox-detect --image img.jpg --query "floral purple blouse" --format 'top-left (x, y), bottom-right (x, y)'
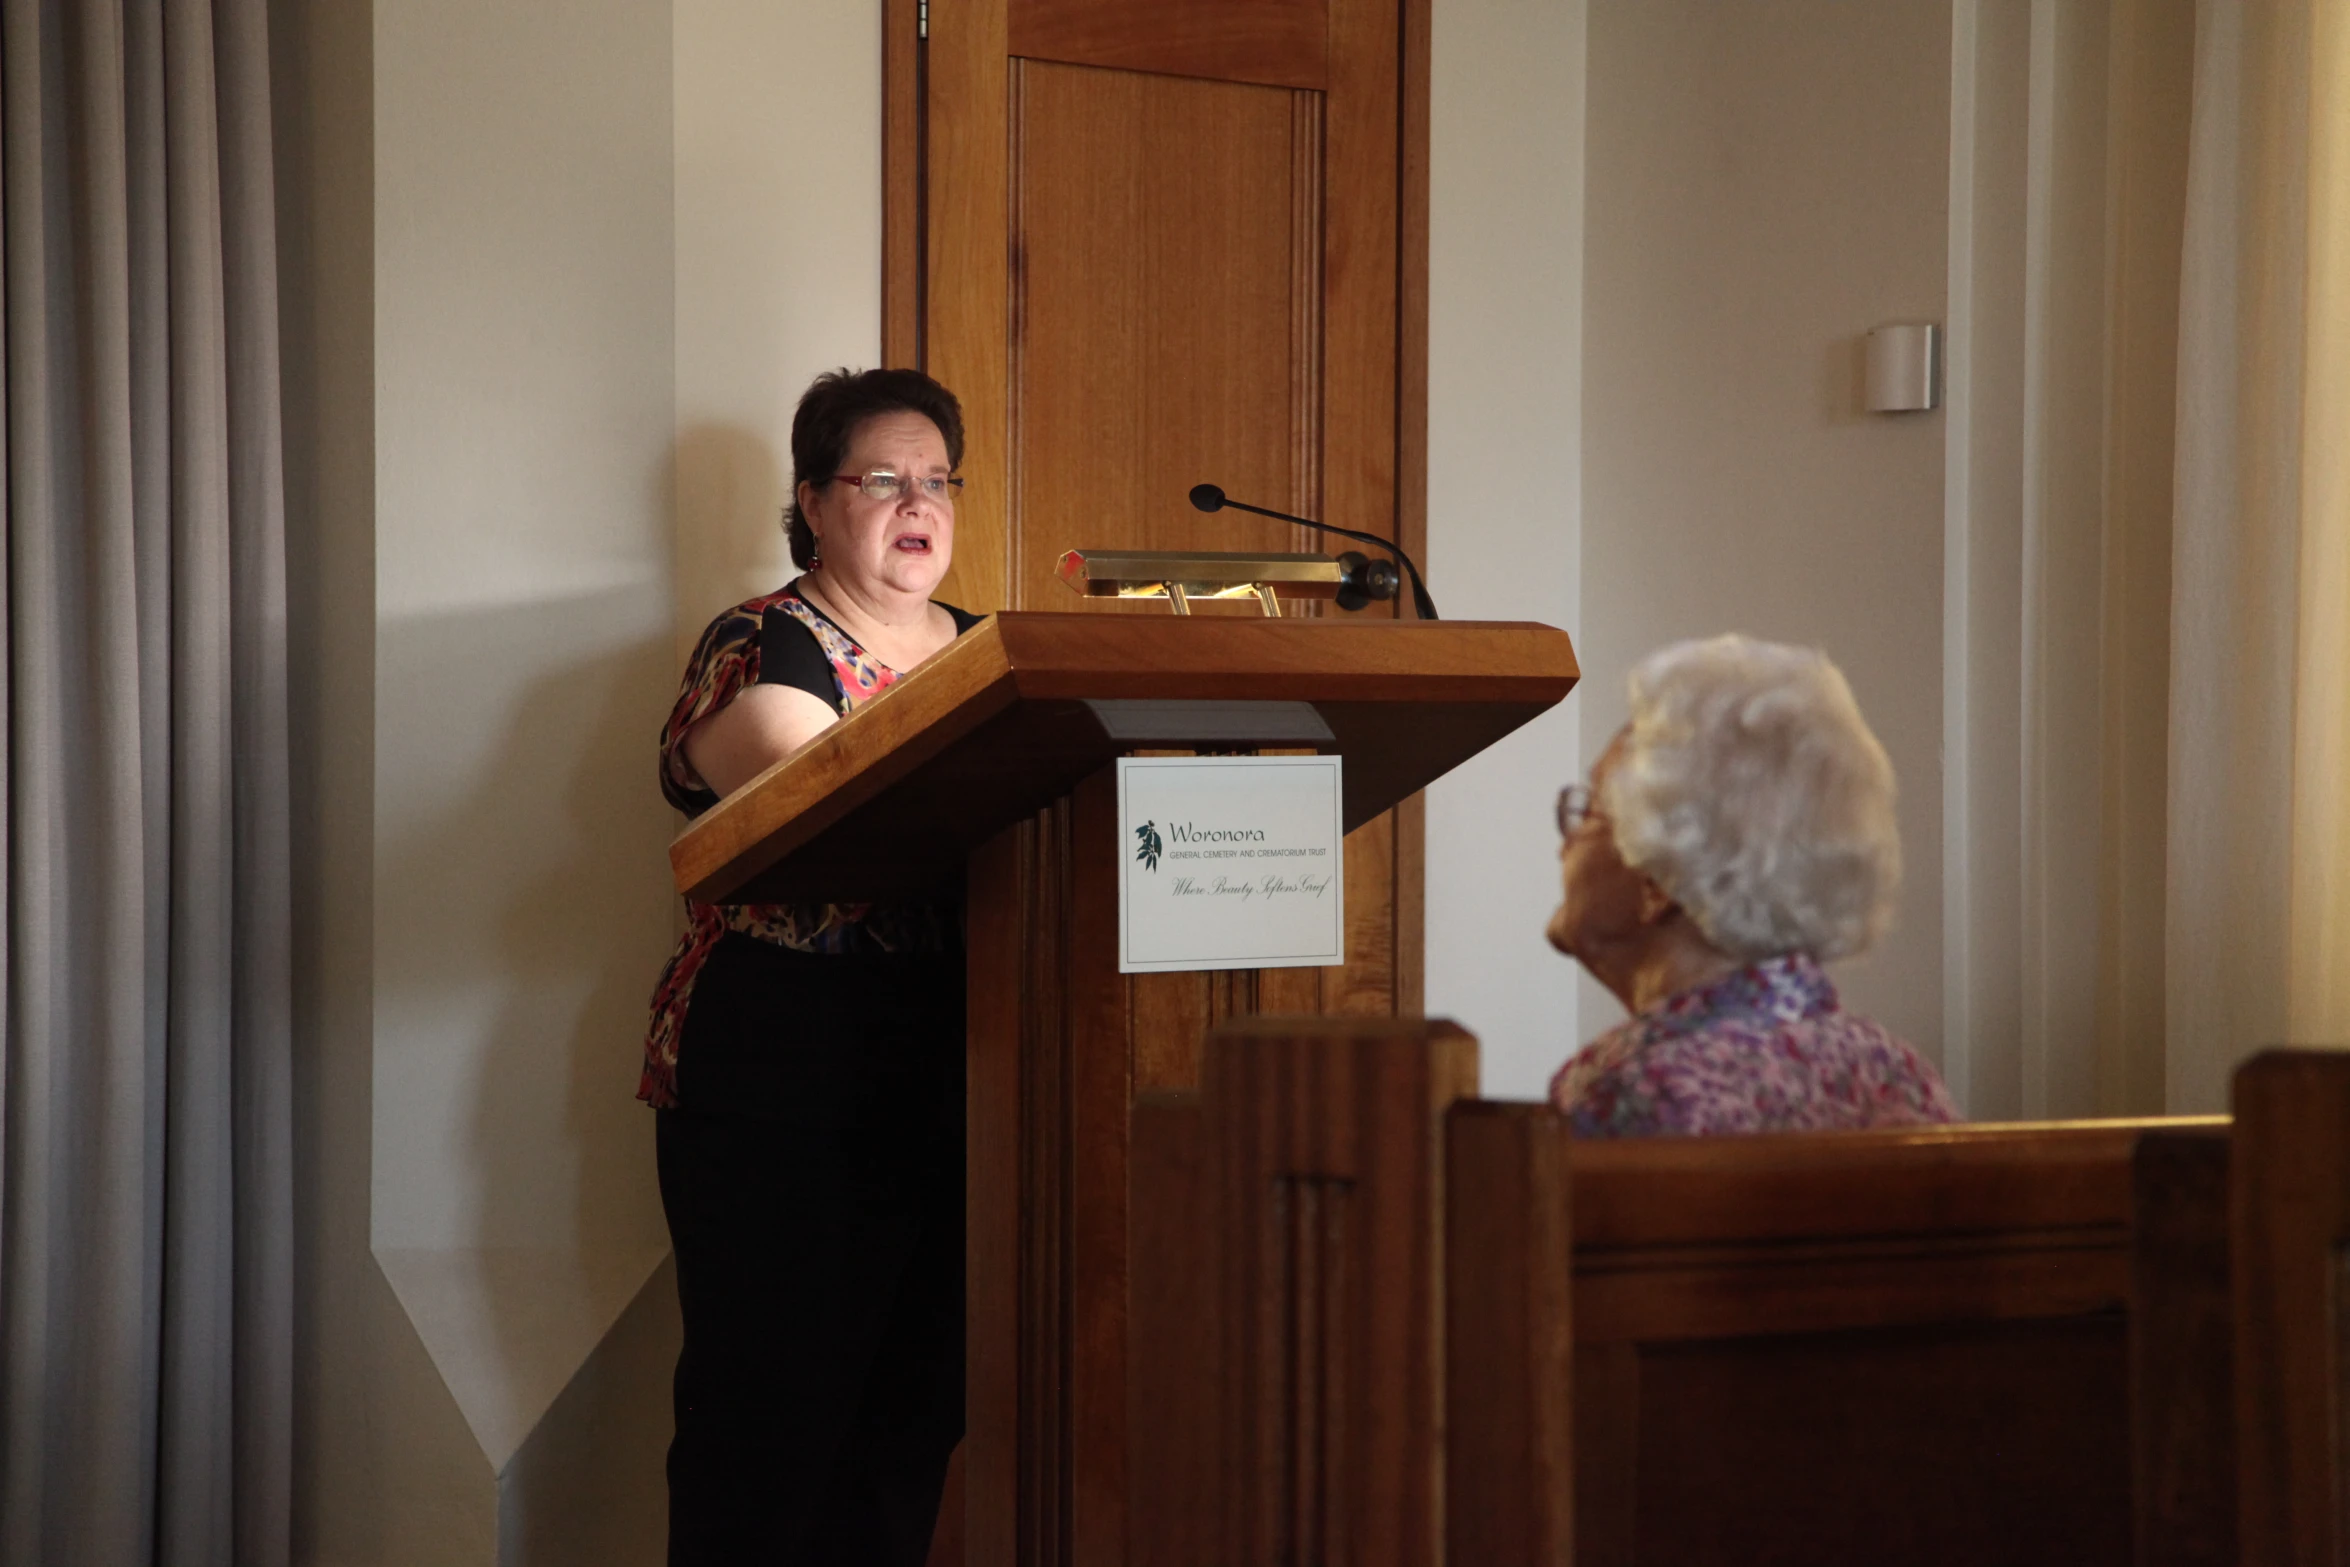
top-left (1548, 952), bottom-right (1960, 1138)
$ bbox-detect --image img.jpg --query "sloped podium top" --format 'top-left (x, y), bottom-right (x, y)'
top-left (670, 611), bottom-right (1578, 904)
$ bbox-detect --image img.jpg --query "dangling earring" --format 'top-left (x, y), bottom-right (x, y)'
top-left (808, 532), bottom-right (822, 570)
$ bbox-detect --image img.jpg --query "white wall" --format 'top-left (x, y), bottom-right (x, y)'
top-left (370, 0), bottom-right (678, 1487)
top-left (1424, 0), bottom-right (1587, 1100)
top-left (284, 0), bottom-right (884, 1560)
top-left (1557, 0), bottom-right (1956, 1069)
top-left (674, 0), bottom-right (882, 651)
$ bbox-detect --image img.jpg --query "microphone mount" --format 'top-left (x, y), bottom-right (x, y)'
top-left (1188, 484), bottom-right (1438, 621)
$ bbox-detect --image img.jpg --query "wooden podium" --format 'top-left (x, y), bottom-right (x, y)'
top-left (670, 611), bottom-right (1577, 1567)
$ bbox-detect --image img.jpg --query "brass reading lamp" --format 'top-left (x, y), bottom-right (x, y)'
top-left (1055, 548), bottom-right (1386, 616)
top-left (1054, 483), bottom-right (1437, 619)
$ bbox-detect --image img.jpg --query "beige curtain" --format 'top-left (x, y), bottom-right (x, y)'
top-left (2166, 0), bottom-right (2350, 1111)
top-left (2290, 0), bottom-right (2350, 1043)
top-left (0, 1), bottom-right (292, 1564)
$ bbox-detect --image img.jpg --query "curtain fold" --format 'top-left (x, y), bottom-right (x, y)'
top-left (2166, 0), bottom-right (2350, 1110)
top-left (2287, 0), bottom-right (2350, 1043)
top-left (0, 1), bottom-right (291, 1563)
top-left (2094, 0), bottom-right (2194, 1118)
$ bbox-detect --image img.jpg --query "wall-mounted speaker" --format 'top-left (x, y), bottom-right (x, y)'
top-left (1865, 323), bottom-right (1941, 413)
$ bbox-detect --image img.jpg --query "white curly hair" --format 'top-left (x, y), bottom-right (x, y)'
top-left (1598, 634), bottom-right (1901, 961)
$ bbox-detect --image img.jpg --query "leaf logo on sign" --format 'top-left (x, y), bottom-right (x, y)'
top-left (1134, 820), bottom-right (1163, 872)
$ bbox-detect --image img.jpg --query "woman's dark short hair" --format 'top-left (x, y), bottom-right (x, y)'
top-left (785, 367), bottom-right (966, 568)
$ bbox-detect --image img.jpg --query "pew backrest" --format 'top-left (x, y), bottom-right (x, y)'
top-left (2231, 1049), bottom-right (2350, 1567)
top-left (1446, 1102), bottom-right (1574, 1567)
top-left (2130, 1126), bottom-right (2236, 1567)
top-left (1131, 1013), bottom-right (2230, 1567)
top-left (1569, 1118), bottom-right (2153, 1338)
top-left (1462, 1114), bottom-right (2217, 1567)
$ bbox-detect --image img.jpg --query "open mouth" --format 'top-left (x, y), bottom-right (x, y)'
top-left (893, 533), bottom-right (934, 554)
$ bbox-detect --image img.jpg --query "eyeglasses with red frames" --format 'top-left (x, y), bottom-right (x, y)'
top-left (831, 468), bottom-right (965, 504)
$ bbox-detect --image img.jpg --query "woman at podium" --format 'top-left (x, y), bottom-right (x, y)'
top-left (1547, 634), bottom-right (1958, 1137)
top-left (642, 368), bottom-right (982, 1565)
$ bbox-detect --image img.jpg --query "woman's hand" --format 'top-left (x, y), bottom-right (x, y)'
top-left (682, 683), bottom-right (842, 799)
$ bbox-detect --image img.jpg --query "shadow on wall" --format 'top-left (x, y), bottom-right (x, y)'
top-left (1829, 335), bottom-right (1870, 423)
top-left (674, 420), bottom-right (791, 653)
top-left (500, 1256), bottom-right (682, 1566)
top-left (479, 607), bottom-right (674, 1252)
top-left (373, 589), bottom-right (679, 1470)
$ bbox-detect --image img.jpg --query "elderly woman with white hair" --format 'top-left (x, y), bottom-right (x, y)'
top-left (1548, 634), bottom-right (1958, 1137)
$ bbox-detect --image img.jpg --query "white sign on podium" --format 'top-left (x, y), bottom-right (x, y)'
top-left (1115, 755), bottom-right (1345, 974)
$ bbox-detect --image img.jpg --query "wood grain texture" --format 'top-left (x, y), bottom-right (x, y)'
top-left (1616, 1316), bottom-right (2130, 1567)
top-left (1568, 1117), bottom-right (2209, 1249)
top-left (1392, 0), bottom-right (1429, 1016)
top-left (1571, 1344), bottom-right (1641, 1566)
top-left (1574, 1233), bottom-right (2132, 1344)
top-left (926, 0), bottom-right (1013, 612)
top-left (1444, 1103), bottom-right (1573, 1567)
top-left (1065, 768), bottom-right (1129, 1565)
top-left (1322, 0), bottom-right (1398, 613)
top-left (1330, 807), bottom-right (1397, 1015)
top-left (668, 614), bottom-right (1577, 903)
top-left (2230, 1050), bottom-right (2350, 1567)
top-left (1127, 1094), bottom-right (1219, 1567)
top-left (1562, 1119), bottom-right (2203, 1567)
top-left (1009, 0), bottom-right (1328, 90)
top-left (1395, 0), bottom-right (1429, 597)
top-left (1289, 90), bottom-right (1326, 534)
top-left (1204, 1015), bottom-right (1478, 1567)
top-left (883, 0), bottom-right (922, 367)
top-left (1011, 61), bottom-right (1321, 611)
top-left (2130, 1128), bottom-right (2236, 1567)
top-left (966, 818), bottom-right (1042, 1567)
top-left (1012, 798), bottom-right (1075, 1567)
top-left (1393, 791), bottom-right (1424, 1018)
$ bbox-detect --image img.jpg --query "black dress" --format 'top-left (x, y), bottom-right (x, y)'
top-left (649, 586), bottom-right (981, 1566)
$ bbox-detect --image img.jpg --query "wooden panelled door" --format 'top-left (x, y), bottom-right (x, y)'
top-left (885, 0), bottom-right (1429, 1035)
top-left (884, 3), bottom-right (1428, 1564)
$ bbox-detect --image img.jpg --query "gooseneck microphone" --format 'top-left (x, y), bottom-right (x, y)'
top-left (1187, 484), bottom-right (1440, 621)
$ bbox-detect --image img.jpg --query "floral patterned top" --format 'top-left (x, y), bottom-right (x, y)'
top-left (1548, 952), bottom-right (1959, 1138)
top-left (640, 582), bottom-right (977, 1109)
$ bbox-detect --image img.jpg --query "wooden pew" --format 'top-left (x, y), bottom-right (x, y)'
top-left (1445, 1101), bottom-right (1574, 1566)
top-left (1129, 1015), bottom-right (1477, 1567)
top-left (2229, 1049), bottom-right (2350, 1567)
top-left (1131, 1014), bottom-right (2222, 1566)
top-left (2122, 1050), bottom-right (2350, 1567)
top-left (1450, 1104), bottom-right (2196, 1567)
top-left (2128, 1125), bottom-right (2234, 1567)
top-left (1541, 1117), bottom-right (2185, 1567)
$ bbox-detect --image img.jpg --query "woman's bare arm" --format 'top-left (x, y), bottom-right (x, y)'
top-left (681, 683), bottom-right (841, 799)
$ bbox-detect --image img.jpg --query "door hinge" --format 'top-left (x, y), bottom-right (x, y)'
top-left (918, 0), bottom-right (928, 39)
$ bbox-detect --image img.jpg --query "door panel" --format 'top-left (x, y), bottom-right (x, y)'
top-left (1008, 0), bottom-right (1329, 90)
top-left (1011, 62), bottom-right (1321, 609)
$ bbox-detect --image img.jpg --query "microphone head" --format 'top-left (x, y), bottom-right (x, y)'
top-left (1333, 551), bottom-right (1401, 612)
top-left (1188, 483), bottom-right (1226, 513)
